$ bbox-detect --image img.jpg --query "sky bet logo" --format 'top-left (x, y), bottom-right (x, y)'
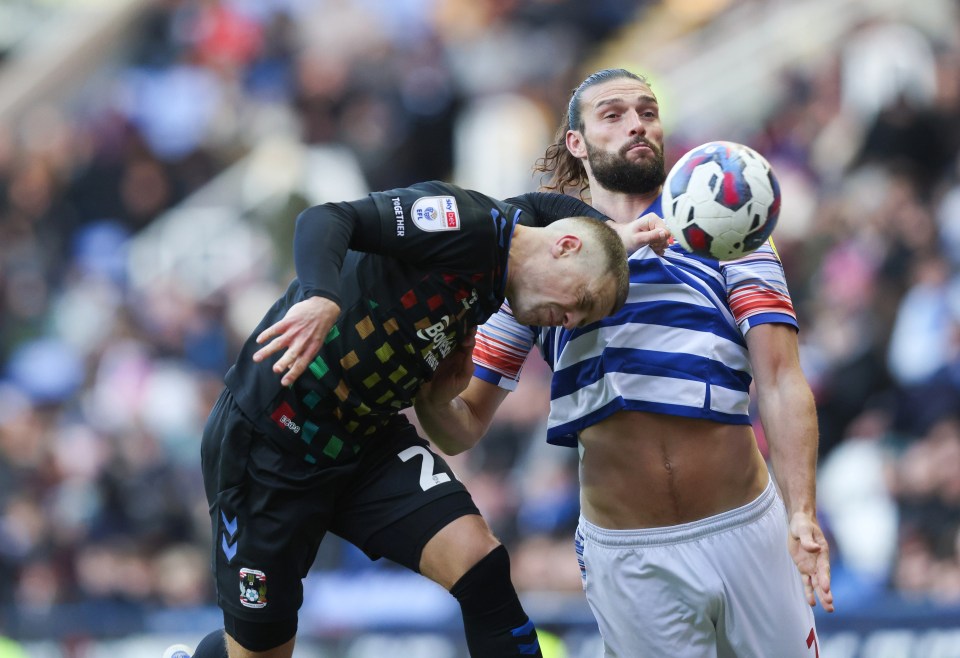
top-left (270, 401), bottom-right (300, 434)
top-left (443, 198), bottom-right (457, 227)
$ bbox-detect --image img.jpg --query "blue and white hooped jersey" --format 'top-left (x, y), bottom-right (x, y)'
top-left (472, 196), bottom-right (798, 447)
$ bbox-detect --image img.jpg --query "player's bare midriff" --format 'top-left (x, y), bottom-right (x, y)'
top-left (578, 410), bottom-right (769, 529)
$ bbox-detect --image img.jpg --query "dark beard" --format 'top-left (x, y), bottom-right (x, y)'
top-left (587, 138), bottom-right (666, 195)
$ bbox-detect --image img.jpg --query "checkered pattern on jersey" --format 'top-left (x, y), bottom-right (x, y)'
top-left (295, 271), bottom-right (487, 463)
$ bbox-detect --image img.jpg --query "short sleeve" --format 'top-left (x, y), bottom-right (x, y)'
top-left (722, 239), bottom-right (799, 333)
top-left (473, 301), bottom-right (537, 390)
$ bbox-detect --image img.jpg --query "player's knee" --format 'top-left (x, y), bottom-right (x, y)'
top-left (449, 543), bottom-right (515, 608)
top-left (421, 515), bottom-right (501, 589)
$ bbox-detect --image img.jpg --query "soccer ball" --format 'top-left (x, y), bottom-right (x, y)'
top-left (161, 645), bottom-right (193, 658)
top-left (662, 141), bottom-right (780, 261)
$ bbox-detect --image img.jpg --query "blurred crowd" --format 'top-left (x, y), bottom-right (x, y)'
top-left (746, 14), bottom-right (960, 609)
top-left (1, 0), bottom-right (960, 645)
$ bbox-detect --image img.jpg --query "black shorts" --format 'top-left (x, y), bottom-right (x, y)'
top-left (200, 388), bottom-right (479, 623)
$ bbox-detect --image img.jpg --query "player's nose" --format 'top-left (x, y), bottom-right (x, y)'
top-left (562, 311), bottom-right (585, 330)
top-left (626, 110), bottom-right (645, 134)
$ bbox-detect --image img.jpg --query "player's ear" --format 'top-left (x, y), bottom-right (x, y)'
top-left (566, 130), bottom-right (587, 158)
top-left (552, 234), bottom-right (583, 258)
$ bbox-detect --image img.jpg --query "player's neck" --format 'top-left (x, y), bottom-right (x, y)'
top-left (588, 184), bottom-right (661, 223)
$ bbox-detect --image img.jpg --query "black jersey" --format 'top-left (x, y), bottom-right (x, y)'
top-left (224, 181), bottom-right (605, 458)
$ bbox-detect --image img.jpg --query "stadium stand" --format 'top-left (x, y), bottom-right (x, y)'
top-left (1, 0), bottom-right (960, 656)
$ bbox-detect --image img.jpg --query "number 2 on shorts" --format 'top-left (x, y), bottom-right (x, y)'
top-left (398, 445), bottom-right (453, 491)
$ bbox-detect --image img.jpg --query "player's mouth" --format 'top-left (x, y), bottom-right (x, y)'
top-left (625, 141), bottom-right (653, 155)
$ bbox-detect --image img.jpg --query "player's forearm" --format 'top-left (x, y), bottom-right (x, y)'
top-left (757, 370), bottom-right (819, 518)
top-left (508, 192), bottom-right (608, 226)
top-left (415, 396), bottom-right (488, 455)
top-left (293, 203), bottom-right (358, 304)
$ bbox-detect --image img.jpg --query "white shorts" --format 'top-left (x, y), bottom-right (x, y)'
top-left (575, 478), bottom-right (820, 658)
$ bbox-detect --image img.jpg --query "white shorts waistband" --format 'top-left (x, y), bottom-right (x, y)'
top-left (579, 476), bottom-right (777, 548)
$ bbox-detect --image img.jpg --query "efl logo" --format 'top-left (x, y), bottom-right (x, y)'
top-left (412, 196), bottom-right (460, 232)
top-left (270, 402), bottom-right (300, 434)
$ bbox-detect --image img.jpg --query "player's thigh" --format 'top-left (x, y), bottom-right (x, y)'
top-left (715, 503), bottom-right (818, 658)
top-left (206, 392), bottom-right (344, 628)
top-left (577, 526), bottom-right (719, 658)
top-left (332, 418), bottom-right (488, 582)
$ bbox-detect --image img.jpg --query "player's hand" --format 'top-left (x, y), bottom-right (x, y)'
top-left (252, 296), bottom-right (341, 387)
top-left (788, 512), bottom-right (834, 613)
top-left (615, 213), bottom-right (670, 255)
top-left (417, 328), bottom-right (477, 406)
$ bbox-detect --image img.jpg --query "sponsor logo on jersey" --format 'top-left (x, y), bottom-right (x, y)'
top-left (418, 315), bottom-right (457, 370)
top-left (417, 314), bottom-right (451, 341)
top-left (461, 288), bottom-right (479, 310)
top-left (392, 196), bottom-right (405, 236)
top-left (418, 315), bottom-right (455, 352)
top-left (270, 401), bottom-right (300, 434)
top-left (412, 196), bottom-right (460, 232)
top-left (239, 567), bottom-right (268, 609)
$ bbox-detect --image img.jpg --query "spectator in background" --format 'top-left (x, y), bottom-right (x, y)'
top-left (816, 408), bottom-right (899, 604)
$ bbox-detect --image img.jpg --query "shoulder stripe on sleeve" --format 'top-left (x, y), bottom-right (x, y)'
top-left (722, 241), bottom-right (797, 326)
top-left (473, 302), bottom-right (536, 386)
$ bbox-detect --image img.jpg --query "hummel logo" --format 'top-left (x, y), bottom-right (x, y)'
top-left (221, 511), bottom-right (238, 562)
